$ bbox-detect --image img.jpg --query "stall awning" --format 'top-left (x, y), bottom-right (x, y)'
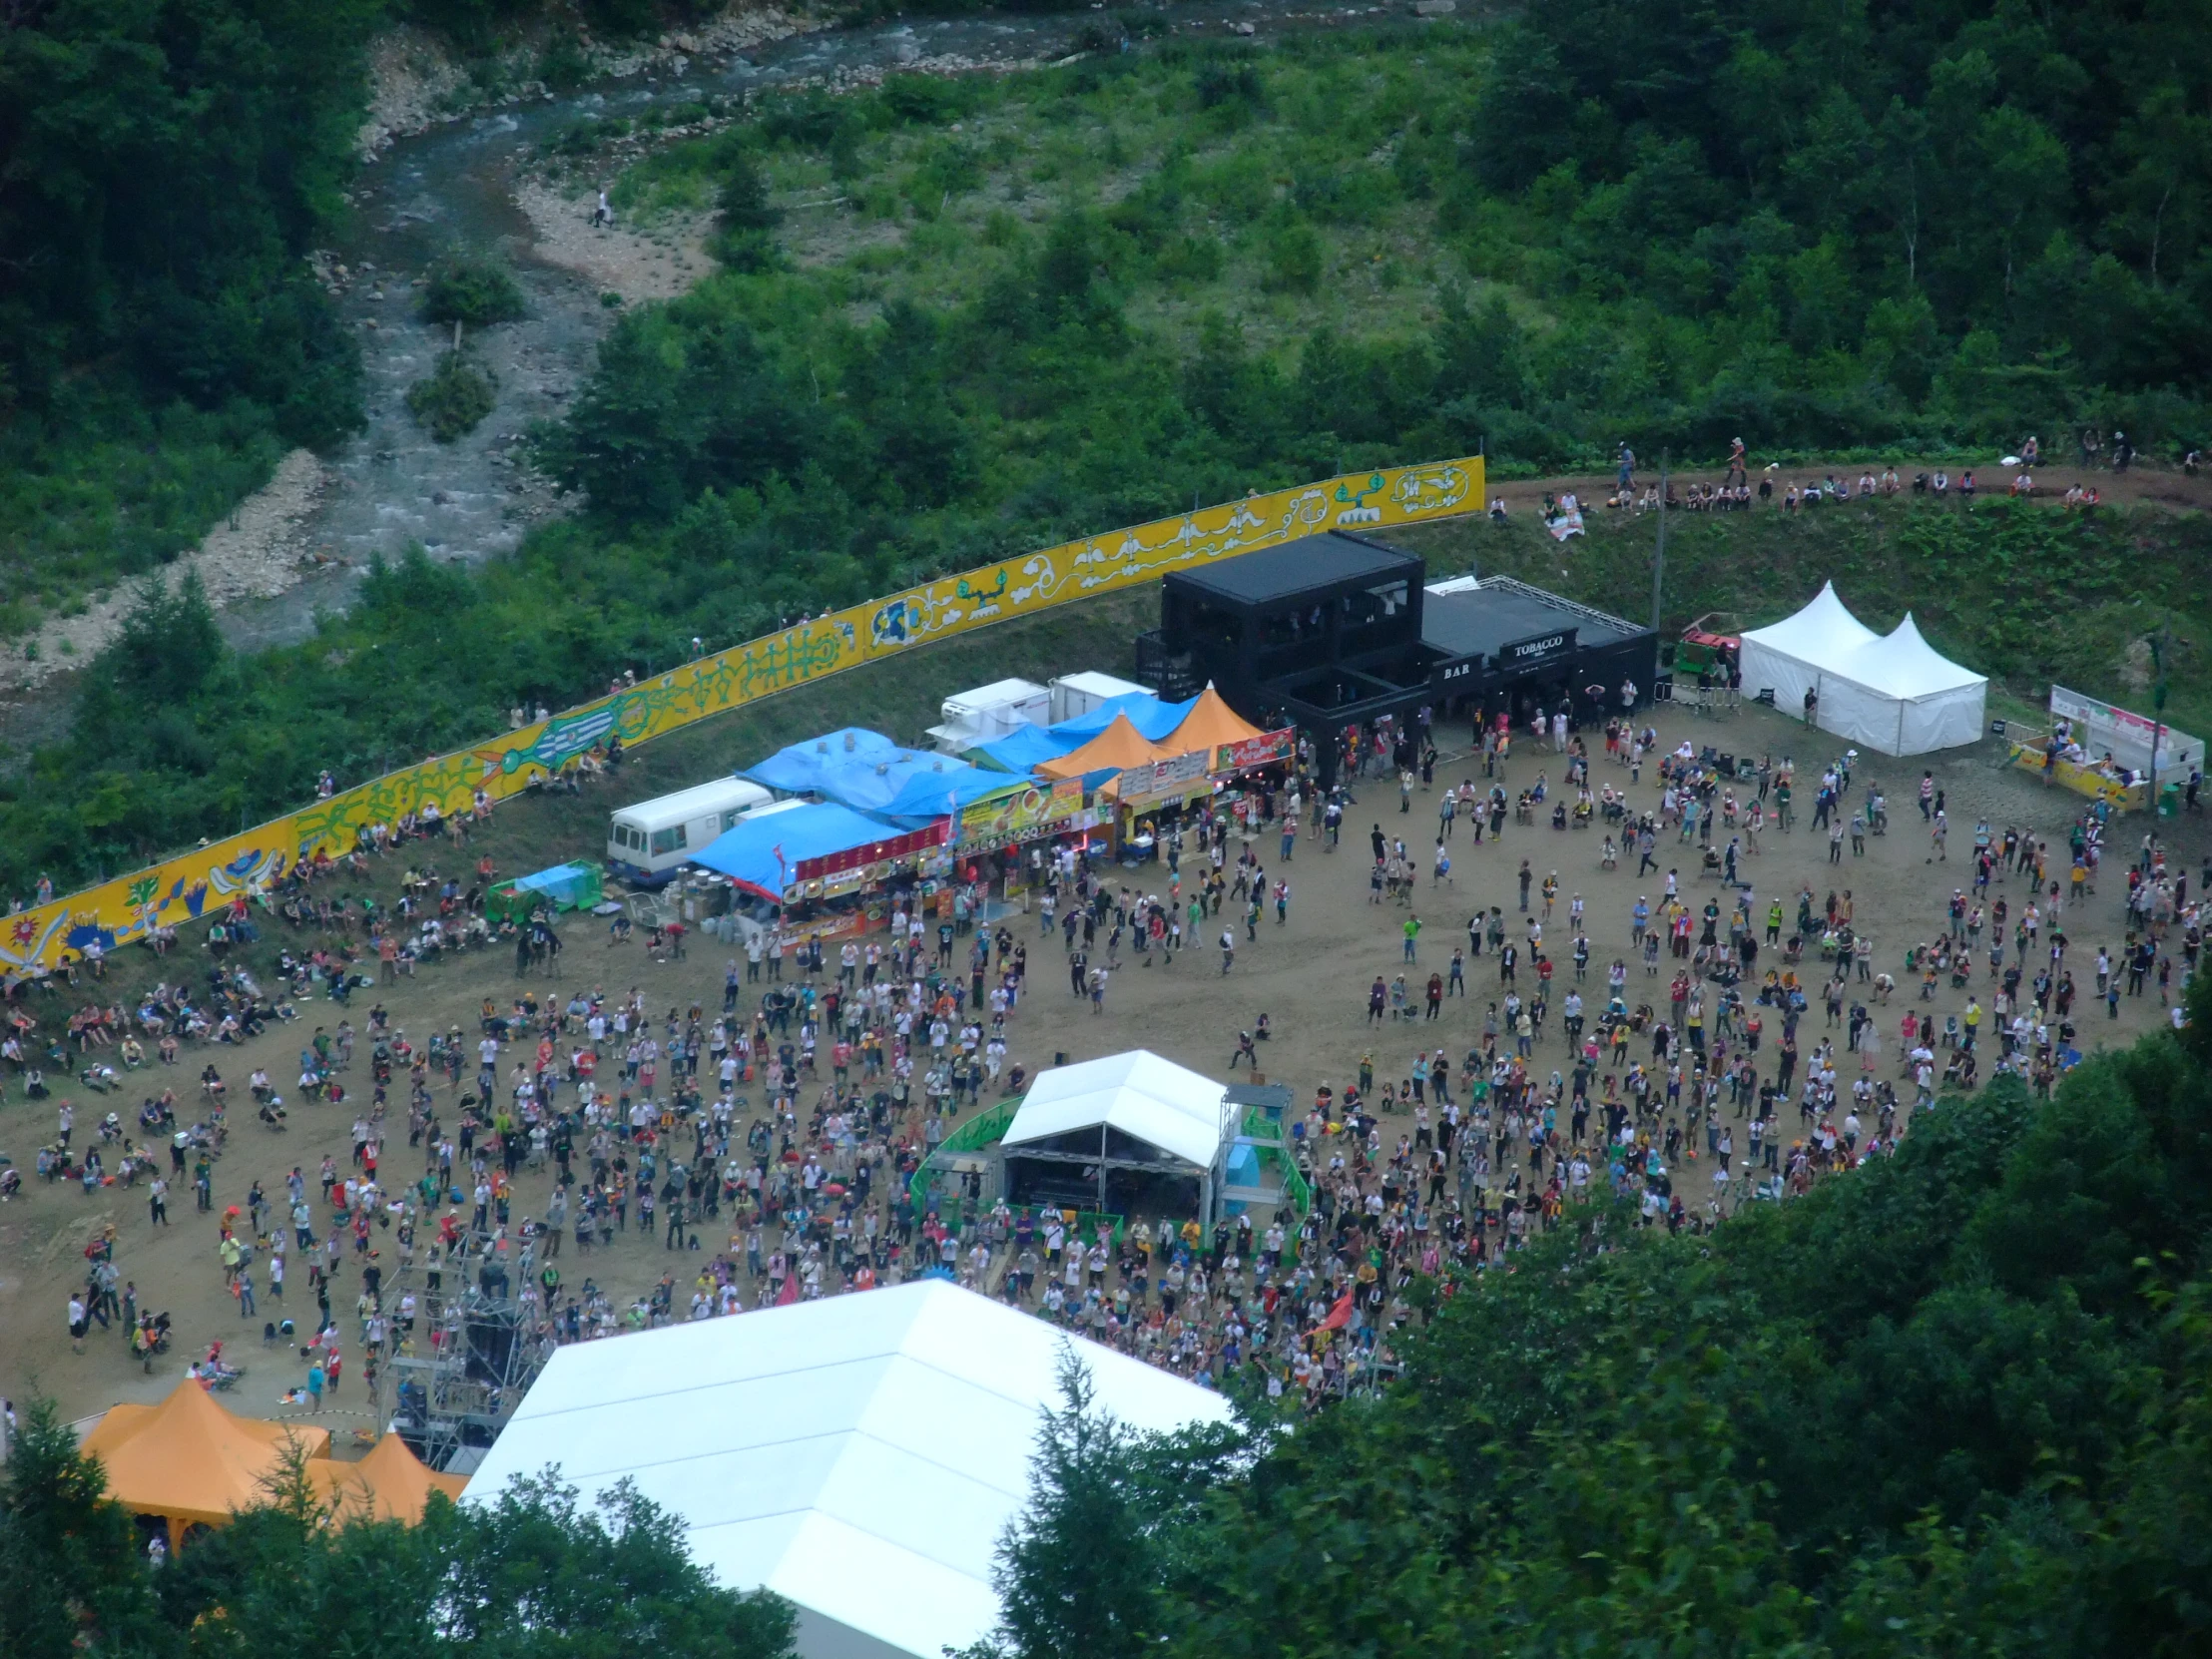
top-left (308, 1432), bottom-right (468, 1526)
top-left (691, 803), bottom-right (923, 899)
top-left (80, 1381), bottom-right (332, 1530)
top-left (1049, 692), bottom-right (1198, 744)
top-left (1037, 714), bottom-right (1170, 781)
top-left (1159, 684), bottom-right (1264, 755)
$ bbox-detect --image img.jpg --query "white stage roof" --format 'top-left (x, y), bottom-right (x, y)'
top-left (462, 1281), bottom-right (1229, 1659)
top-left (1001, 1050), bottom-right (1232, 1169)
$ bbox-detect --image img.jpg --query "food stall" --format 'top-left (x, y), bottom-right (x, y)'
top-left (2005, 687), bottom-right (2201, 813)
top-left (687, 802), bottom-right (950, 952)
top-left (950, 776), bottom-right (1109, 902)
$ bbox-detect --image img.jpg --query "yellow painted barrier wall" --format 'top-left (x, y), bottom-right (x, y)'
top-left (1, 457), bottom-right (1481, 977)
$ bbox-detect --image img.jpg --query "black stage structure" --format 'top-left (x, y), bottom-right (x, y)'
top-left (1136, 531), bottom-right (1658, 784)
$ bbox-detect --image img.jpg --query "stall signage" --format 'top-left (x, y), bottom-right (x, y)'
top-left (957, 778), bottom-right (1085, 846)
top-left (793, 821), bottom-right (946, 881)
top-left (1122, 749), bottom-right (1211, 805)
top-left (1214, 728), bottom-right (1296, 773)
top-left (1499, 627), bottom-right (1575, 668)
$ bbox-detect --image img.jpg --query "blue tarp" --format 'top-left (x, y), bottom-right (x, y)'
top-left (972, 725), bottom-right (1082, 774)
top-left (690, 803), bottom-right (908, 897)
top-left (744, 729), bottom-right (1009, 820)
top-left (1049, 692), bottom-right (1198, 744)
top-left (742, 729), bottom-right (906, 800)
top-left (879, 766), bottom-right (1018, 823)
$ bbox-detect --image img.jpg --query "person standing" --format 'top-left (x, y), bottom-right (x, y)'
top-left (149, 1175), bottom-right (170, 1226)
top-left (68, 1295), bottom-right (88, 1355)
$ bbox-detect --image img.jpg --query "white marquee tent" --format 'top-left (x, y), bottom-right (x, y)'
top-left (1738, 582), bottom-right (1987, 756)
top-left (462, 1281), bottom-right (1230, 1659)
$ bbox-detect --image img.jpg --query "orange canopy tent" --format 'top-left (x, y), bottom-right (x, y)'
top-left (1036, 713), bottom-right (1169, 781)
top-left (80, 1381), bottom-right (331, 1545)
top-left (307, 1430), bottom-right (467, 1525)
top-left (1159, 685), bottom-right (1265, 757)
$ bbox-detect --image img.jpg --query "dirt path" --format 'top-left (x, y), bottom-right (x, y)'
top-left (1495, 457), bottom-right (2212, 515)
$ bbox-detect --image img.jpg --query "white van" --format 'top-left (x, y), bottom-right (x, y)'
top-left (607, 777), bottom-right (773, 886)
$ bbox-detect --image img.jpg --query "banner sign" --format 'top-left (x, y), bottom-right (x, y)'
top-left (1500, 628), bottom-right (1575, 669)
top-left (957, 778), bottom-right (1085, 848)
top-left (795, 822), bottom-right (946, 882)
top-left (0, 457), bottom-right (1481, 979)
top-left (1215, 729), bottom-right (1296, 774)
top-left (1121, 749), bottom-right (1212, 806)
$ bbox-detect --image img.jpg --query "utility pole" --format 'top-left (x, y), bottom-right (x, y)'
top-left (1650, 450), bottom-right (1668, 632)
top-left (2147, 629), bottom-right (2169, 821)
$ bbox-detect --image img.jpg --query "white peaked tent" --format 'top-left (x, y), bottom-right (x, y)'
top-left (1738, 583), bottom-right (1987, 756)
top-left (1003, 1050), bottom-right (1231, 1169)
top-left (462, 1281), bottom-right (1230, 1659)
top-left (999, 1050), bottom-right (1237, 1220)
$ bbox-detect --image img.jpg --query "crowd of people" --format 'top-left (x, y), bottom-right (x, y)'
top-left (13, 694), bottom-right (2206, 1421)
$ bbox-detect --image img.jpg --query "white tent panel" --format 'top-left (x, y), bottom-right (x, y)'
top-left (1002, 1049), bottom-right (1230, 1169)
top-left (1740, 579), bottom-right (1881, 660)
top-left (1737, 588), bottom-right (1986, 757)
top-left (464, 1282), bottom-right (1230, 1659)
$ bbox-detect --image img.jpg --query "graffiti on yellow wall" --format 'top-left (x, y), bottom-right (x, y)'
top-left (0, 457), bottom-right (1481, 977)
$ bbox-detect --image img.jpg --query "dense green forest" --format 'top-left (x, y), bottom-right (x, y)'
top-left (973, 974), bottom-right (2212, 1659)
top-left (0, 0), bottom-right (380, 636)
top-left (4, 1), bottom-right (2210, 897)
top-left (0, 1420), bottom-right (797, 1659)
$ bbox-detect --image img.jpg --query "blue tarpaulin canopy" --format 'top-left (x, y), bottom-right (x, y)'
top-left (879, 767), bottom-right (1021, 824)
top-left (969, 694), bottom-right (1198, 773)
top-left (744, 728), bottom-right (1007, 819)
top-left (971, 725), bottom-right (1082, 774)
top-left (690, 804), bottom-right (911, 899)
top-left (1050, 692), bottom-right (1198, 743)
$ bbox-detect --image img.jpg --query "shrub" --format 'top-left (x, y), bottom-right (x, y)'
top-left (405, 353), bottom-right (497, 442)
top-left (420, 261), bottom-right (528, 328)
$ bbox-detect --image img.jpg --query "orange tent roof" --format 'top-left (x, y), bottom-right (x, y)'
top-left (308, 1432), bottom-right (467, 1526)
top-left (80, 1382), bottom-right (330, 1528)
top-left (1037, 713), bottom-right (1169, 780)
top-left (1160, 684), bottom-right (1264, 755)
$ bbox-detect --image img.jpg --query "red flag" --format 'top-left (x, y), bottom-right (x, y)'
top-left (776, 1274), bottom-right (800, 1307)
top-left (1320, 1289), bottom-right (1354, 1332)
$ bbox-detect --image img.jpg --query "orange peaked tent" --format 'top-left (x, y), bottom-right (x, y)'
top-left (80, 1381), bottom-right (331, 1542)
top-left (1037, 712), bottom-right (1168, 780)
top-left (308, 1430), bottom-right (467, 1525)
top-left (1160, 684), bottom-right (1264, 756)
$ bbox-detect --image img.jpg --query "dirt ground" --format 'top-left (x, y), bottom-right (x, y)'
top-left (515, 180), bottom-right (714, 303)
top-left (3, 698), bottom-right (2204, 1437)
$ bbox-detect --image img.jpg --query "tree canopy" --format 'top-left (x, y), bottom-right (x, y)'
top-left (975, 972), bottom-right (2212, 1659)
top-left (0, 1409), bottom-right (798, 1659)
